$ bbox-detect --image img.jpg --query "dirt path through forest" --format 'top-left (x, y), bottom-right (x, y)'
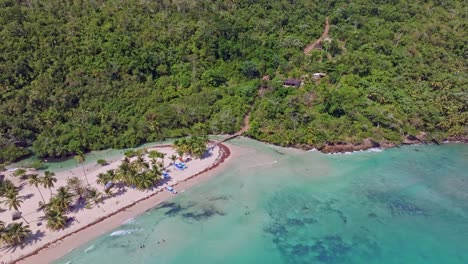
top-left (304, 17), bottom-right (329, 54)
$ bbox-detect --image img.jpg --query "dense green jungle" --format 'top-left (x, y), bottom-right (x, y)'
top-left (0, 0), bottom-right (466, 163)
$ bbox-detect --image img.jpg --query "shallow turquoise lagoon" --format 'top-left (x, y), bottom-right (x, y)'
top-left (56, 139), bottom-right (468, 264)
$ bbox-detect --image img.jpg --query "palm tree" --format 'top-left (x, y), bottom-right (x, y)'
top-left (67, 176), bottom-right (86, 199)
top-left (1, 188), bottom-right (23, 211)
top-left (1, 222), bottom-right (31, 246)
top-left (103, 187), bottom-right (114, 198)
top-left (133, 154), bottom-right (149, 173)
top-left (42, 171), bottom-right (57, 197)
top-left (28, 174), bottom-right (45, 203)
top-left (74, 151), bottom-right (90, 185)
top-left (96, 173), bottom-right (108, 186)
top-left (149, 164), bottom-right (162, 183)
top-left (150, 158), bottom-right (158, 166)
top-left (135, 173), bottom-right (154, 190)
top-left (1, 187), bottom-right (28, 223)
top-left (157, 152), bottom-right (166, 167)
top-left (0, 220), bottom-right (5, 242)
top-left (54, 186), bottom-right (74, 212)
top-left (169, 154), bottom-right (178, 165)
top-left (45, 209), bottom-right (67, 230)
top-left (125, 169), bottom-right (138, 187)
top-left (0, 179), bottom-right (16, 197)
top-left (42, 197), bottom-right (61, 213)
top-left (106, 169), bottom-right (117, 183)
top-left (174, 138), bottom-right (188, 158)
top-left (117, 158), bottom-right (131, 181)
top-left (86, 188), bottom-right (102, 206)
top-left (176, 149), bottom-right (184, 160)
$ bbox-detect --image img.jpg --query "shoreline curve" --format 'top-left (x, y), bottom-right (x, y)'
top-left (12, 143), bottom-right (231, 264)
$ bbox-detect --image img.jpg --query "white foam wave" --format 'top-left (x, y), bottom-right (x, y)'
top-left (327, 148), bottom-right (384, 155)
top-left (110, 229), bottom-right (139, 236)
top-left (84, 245), bottom-right (94, 253)
top-left (123, 218), bottom-right (135, 225)
top-left (366, 148), bottom-right (383, 153)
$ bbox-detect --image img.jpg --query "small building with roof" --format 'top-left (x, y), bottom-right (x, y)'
top-left (283, 78), bottom-right (302, 88)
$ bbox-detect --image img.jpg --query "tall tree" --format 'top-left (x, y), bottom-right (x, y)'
top-left (1, 223), bottom-right (31, 246)
top-left (44, 209), bottom-right (68, 231)
top-left (169, 154), bottom-right (178, 165)
top-left (42, 171), bottom-right (57, 197)
top-left (74, 151), bottom-right (90, 185)
top-left (54, 186), bottom-right (74, 212)
top-left (67, 177), bottom-right (86, 200)
top-left (28, 174), bottom-right (45, 203)
top-left (1, 188), bottom-right (28, 223)
top-left (86, 188), bottom-right (102, 206)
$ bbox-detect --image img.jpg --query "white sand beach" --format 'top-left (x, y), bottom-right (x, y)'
top-left (0, 143), bottom-right (234, 264)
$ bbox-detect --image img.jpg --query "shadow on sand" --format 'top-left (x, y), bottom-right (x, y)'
top-left (0, 230), bottom-right (45, 253)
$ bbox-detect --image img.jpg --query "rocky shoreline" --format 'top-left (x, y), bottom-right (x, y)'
top-left (293, 133), bottom-right (468, 154)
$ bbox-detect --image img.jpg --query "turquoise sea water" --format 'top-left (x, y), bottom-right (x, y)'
top-left (56, 139), bottom-right (468, 264)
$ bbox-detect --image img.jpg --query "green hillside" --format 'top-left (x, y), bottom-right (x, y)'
top-left (0, 0), bottom-right (466, 162)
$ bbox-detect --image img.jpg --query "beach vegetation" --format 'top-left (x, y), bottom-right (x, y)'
top-left (52, 187), bottom-right (74, 213)
top-left (0, 179), bottom-right (16, 197)
top-left (42, 171), bottom-right (57, 197)
top-left (44, 207), bottom-right (68, 231)
top-left (0, 222), bottom-right (31, 247)
top-left (86, 188), bottom-right (102, 207)
top-left (103, 187), bottom-right (114, 198)
top-left (169, 155), bottom-right (178, 165)
top-left (31, 161), bottom-right (46, 170)
top-left (74, 152), bottom-right (90, 186)
top-left (28, 174), bottom-right (45, 203)
top-left (124, 150), bottom-right (138, 158)
top-left (97, 159), bottom-right (108, 166)
top-left (110, 155), bottom-right (163, 190)
top-left (174, 136), bottom-right (209, 159)
top-left (12, 169), bottom-right (27, 178)
top-left (67, 177), bottom-right (87, 200)
top-left (0, 187), bottom-right (29, 223)
top-left (1, 187), bottom-right (23, 211)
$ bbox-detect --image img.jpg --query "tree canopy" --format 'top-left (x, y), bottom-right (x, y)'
top-left (0, 0), bottom-right (466, 162)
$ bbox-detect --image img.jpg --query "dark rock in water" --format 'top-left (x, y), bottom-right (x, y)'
top-left (158, 202), bottom-right (186, 216)
top-left (287, 218), bottom-right (305, 226)
top-left (264, 222), bottom-right (288, 237)
top-left (291, 244), bottom-right (312, 256)
top-left (181, 206), bottom-right (225, 221)
top-left (388, 199), bottom-right (427, 216)
top-left (368, 213), bottom-right (377, 218)
top-left (303, 217), bottom-right (318, 224)
top-left (310, 235), bottom-right (351, 263)
top-left (319, 138), bottom-right (392, 154)
top-left (207, 195), bottom-right (231, 201)
top-left (366, 190), bottom-right (428, 217)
